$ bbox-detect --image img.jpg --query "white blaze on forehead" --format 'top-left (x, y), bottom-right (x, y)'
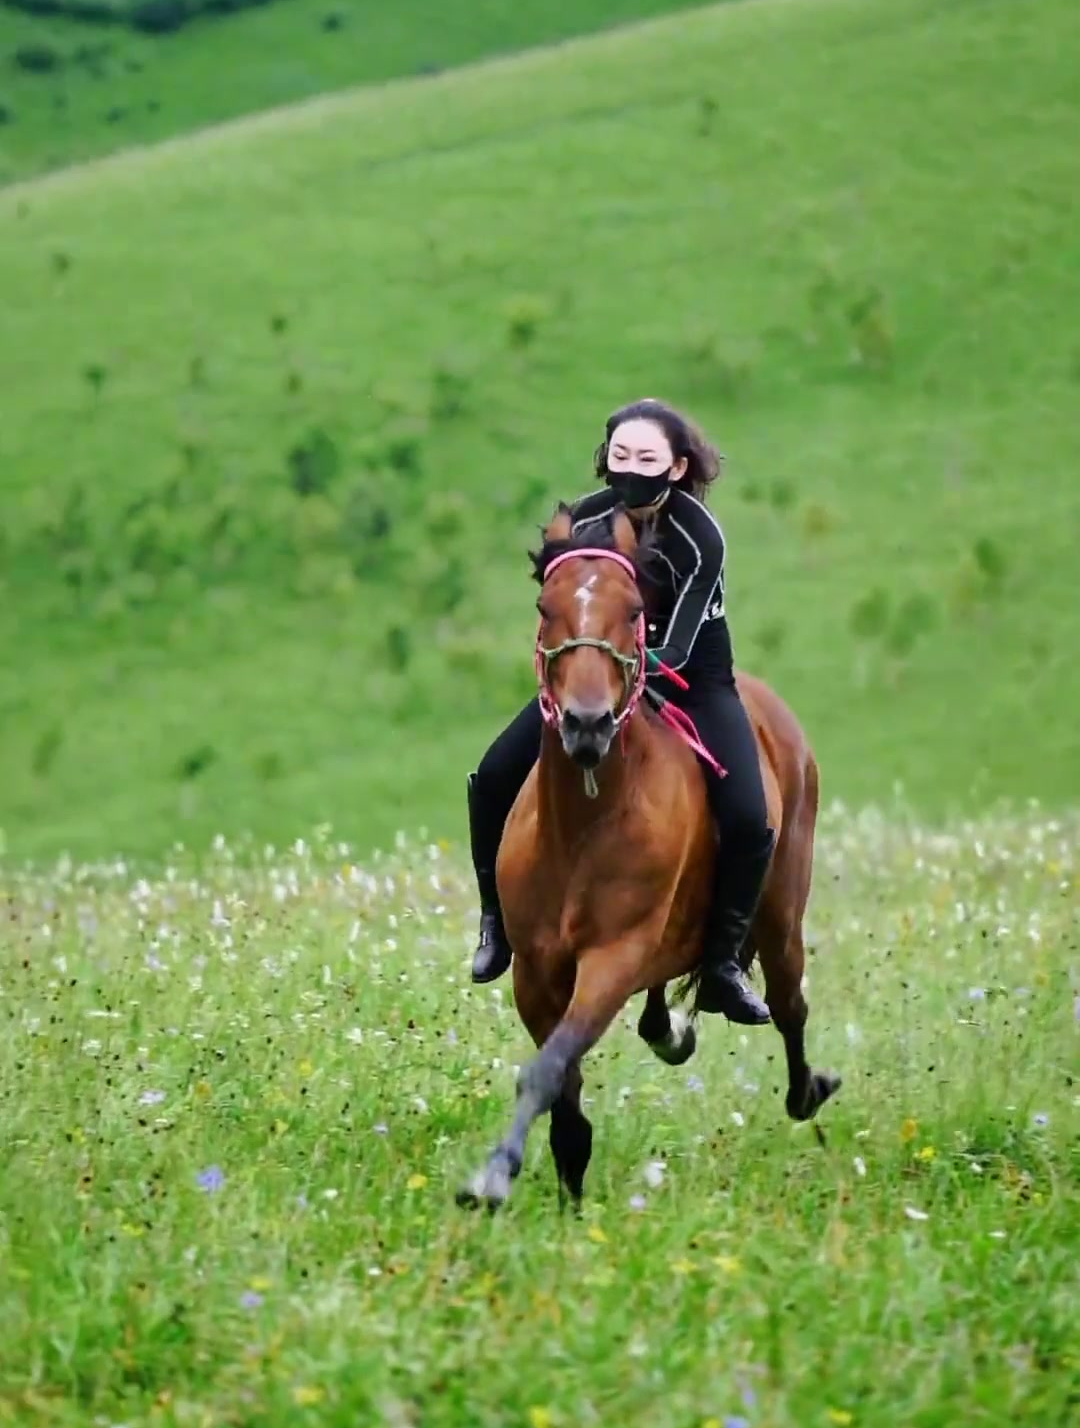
top-left (574, 573), bottom-right (599, 624)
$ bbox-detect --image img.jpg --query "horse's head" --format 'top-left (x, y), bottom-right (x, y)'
top-left (530, 503), bottom-right (653, 771)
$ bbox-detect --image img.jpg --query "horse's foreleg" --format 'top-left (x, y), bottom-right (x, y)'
top-left (549, 1061), bottom-right (592, 1210)
top-left (637, 986), bottom-right (697, 1066)
top-left (457, 948), bottom-right (640, 1212)
top-left (456, 1019), bottom-right (592, 1212)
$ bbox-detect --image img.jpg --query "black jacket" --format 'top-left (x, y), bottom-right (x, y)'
top-left (568, 484), bottom-right (734, 685)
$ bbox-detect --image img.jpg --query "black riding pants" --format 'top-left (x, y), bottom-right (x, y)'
top-left (470, 677), bottom-right (772, 879)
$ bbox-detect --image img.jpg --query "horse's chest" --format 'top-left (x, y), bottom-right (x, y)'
top-left (501, 845), bottom-right (589, 959)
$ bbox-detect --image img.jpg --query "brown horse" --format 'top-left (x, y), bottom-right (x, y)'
top-left (456, 504), bottom-right (840, 1211)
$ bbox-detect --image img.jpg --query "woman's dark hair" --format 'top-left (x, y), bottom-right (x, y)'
top-left (592, 397), bottom-right (724, 502)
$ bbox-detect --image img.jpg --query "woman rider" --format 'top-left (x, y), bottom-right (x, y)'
top-left (466, 397), bottom-right (774, 1025)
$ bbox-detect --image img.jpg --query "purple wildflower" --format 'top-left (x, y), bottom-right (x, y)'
top-left (196, 1165), bottom-right (225, 1193)
top-left (628, 1194), bottom-right (647, 1212)
top-left (724, 1418), bottom-right (751, 1428)
top-left (240, 1291), bottom-right (264, 1309)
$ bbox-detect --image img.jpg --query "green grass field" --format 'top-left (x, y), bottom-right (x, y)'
top-left (2, 3), bottom-right (1079, 1419)
top-left (1, 809), bottom-right (1077, 1423)
top-left (0, 0), bottom-right (719, 183)
top-left (2, 0), bottom-right (1080, 872)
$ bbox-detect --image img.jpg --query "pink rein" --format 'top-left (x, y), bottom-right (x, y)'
top-left (535, 547), bottom-right (725, 779)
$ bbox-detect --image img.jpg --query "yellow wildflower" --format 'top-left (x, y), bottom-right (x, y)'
top-left (293, 1386), bottom-right (325, 1407)
top-left (528, 1410), bottom-right (552, 1428)
top-left (587, 1225), bottom-right (608, 1244)
top-left (827, 1411), bottom-right (854, 1426)
top-left (532, 1290), bottom-right (562, 1325)
top-left (671, 1257), bottom-right (695, 1275)
top-left (713, 1254), bottom-right (742, 1276)
top-left (916, 1145), bottom-right (936, 1162)
top-left (406, 1173), bottom-right (428, 1191)
top-left (900, 1117), bottom-right (918, 1143)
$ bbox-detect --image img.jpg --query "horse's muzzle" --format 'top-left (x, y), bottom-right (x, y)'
top-left (560, 704), bottom-right (616, 769)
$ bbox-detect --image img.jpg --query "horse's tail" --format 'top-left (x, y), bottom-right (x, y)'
top-left (669, 967), bottom-right (699, 1010)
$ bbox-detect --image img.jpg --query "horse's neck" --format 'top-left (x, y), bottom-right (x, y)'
top-left (537, 717), bottom-right (643, 836)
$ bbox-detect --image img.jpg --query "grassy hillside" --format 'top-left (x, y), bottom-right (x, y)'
top-left (2, 0), bottom-right (1079, 864)
top-left (2, 813), bottom-right (1077, 1422)
top-left (0, 0), bottom-right (720, 182)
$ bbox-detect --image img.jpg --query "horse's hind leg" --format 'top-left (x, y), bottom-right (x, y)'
top-left (762, 925), bottom-right (840, 1121)
top-left (549, 1062), bottom-right (592, 1209)
top-left (637, 986), bottom-right (697, 1067)
top-left (755, 769), bottom-right (841, 1122)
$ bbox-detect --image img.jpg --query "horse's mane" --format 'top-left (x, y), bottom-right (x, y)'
top-left (528, 502), bottom-right (663, 588)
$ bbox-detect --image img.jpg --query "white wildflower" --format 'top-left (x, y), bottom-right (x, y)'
top-left (643, 1161), bottom-right (666, 1189)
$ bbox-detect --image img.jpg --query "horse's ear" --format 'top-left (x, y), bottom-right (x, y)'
top-left (609, 505), bottom-right (638, 559)
top-left (544, 502), bottom-right (574, 543)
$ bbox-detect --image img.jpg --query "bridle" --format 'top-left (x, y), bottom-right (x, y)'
top-left (534, 548), bottom-right (647, 794)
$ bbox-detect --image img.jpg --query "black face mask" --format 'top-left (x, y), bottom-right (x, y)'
top-left (605, 465), bottom-right (673, 510)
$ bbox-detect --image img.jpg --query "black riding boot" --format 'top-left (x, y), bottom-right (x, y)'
top-left (467, 772), bottom-right (513, 984)
top-left (694, 828), bottom-right (775, 1023)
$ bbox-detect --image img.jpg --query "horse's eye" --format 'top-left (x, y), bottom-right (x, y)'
top-left (630, 604), bottom-right (644, 622)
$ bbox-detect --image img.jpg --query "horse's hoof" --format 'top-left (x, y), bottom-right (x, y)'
top-left (666, 1019), bottom-right (697, 1066)
top-left (786, 1070), bottom-right (842, 1122)
top-left (815, 1071), bottom-right (842, 1108)
top-left (649, 1009), bottom-right (697, 1067)
top-left (556, 1181), bottom-right (584, 1216)
top-left (455, 1160), bottom-right (513, 1212)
